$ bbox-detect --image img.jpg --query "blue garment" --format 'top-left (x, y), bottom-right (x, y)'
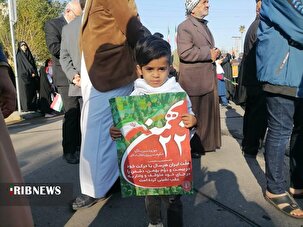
top-left (217, 79), bottom-right (226, 96)
top-left (217, 79), bottom-right (228, 106)
top-left (256, 0), bottom-right (303, 97)
top-left (80, 54), bottom-right (134, 198)
top-left (257, 0), bottom-right (303, 196)
top-left (265, 93), bottom-right (303, 194)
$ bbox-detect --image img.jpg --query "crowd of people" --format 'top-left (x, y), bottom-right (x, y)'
top-left (1, 0), bottom-right (303, 225)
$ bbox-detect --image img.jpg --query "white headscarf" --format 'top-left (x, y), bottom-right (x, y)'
top-left (185, 0), bottom-right (200, 14)
top-left (131, 77), bottom-right (194, 115)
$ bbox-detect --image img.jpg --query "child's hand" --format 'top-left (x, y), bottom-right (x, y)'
top-left (181, 113), bottom-right (197, 129)
top-left (110, 126), bottom-right (122, 140)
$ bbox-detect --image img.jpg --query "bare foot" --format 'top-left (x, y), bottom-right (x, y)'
top-left (289, 188), bottom-right (303, 196)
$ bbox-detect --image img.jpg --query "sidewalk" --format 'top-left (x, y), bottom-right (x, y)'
top-left (64, 102), bottom-right (303, 227)
top-left (7, 102), bottom-right (301, 226)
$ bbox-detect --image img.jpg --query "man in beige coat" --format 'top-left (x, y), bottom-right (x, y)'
top-left (177, 0), bottom-right (221, 158)
top-left (73, 0), bottom-right (147, 210)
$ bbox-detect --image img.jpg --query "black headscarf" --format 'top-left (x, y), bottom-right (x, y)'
top-left (16, 41), bottom-right (38, 78)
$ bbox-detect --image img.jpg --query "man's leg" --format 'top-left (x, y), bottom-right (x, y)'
top-left (265, 93), bottom-right (294, 194)
top-left (57, 86), bottom-right (81, 164)
top-left (145, 196), bottom-right (162, 225)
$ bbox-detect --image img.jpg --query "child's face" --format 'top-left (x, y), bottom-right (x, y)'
top-left (137, 56), bottom-right (170, 88)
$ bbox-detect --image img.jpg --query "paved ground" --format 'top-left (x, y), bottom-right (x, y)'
top-left (6, 102), bottom-right (303, 227)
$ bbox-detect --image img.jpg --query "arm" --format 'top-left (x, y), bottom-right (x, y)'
top-left (221, 55), bottom-right (230, 65)
top-left (110, 126), bottom-right (122, 140)
top-left (177, 24), bottom-right (212, 63)
top-left (60, 25), bottom-right (79, 83)
top-left (44, 19), bottom-right (61, 59)
top-left (0, 62), bottom-right (16, 118)
top-left (181, 114), bottom-right (197, 129)
top-left (181, 95), bottom-right (197, 128)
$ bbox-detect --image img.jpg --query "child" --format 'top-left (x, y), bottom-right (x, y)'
top-left (110, 35), bottom-right (197, 227)
top-left (216, 54), bottom-right (230, 108)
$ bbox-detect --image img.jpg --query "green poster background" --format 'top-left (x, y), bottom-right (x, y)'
top-left (110, 92), bottom-right (193, 197)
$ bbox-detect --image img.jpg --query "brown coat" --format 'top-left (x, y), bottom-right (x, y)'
top-left (81, 0), bottom-right (145, 92)
top-left (0, 61), bottom-right (33, 226)
top-left (177, 16), bottom-right (221, 152)
top-left (0, 114), bottom-right (33, 227)
top-left (177, 16), bottom-right (216, 96)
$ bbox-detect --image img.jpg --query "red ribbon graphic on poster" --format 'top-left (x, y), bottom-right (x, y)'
top-left (120, 99), bottom-right (192, 190)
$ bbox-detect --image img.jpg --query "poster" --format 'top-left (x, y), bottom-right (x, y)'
top-left (109, 92), bottom-right (193, 197)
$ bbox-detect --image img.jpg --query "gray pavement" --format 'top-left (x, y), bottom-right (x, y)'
top-left (6, 102), bottom-right (303, 227)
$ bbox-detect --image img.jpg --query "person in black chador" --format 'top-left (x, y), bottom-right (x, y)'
top-left (221, 53), bottom-right (233, 101)
top-left (16, 41), bottom-right (39, 112)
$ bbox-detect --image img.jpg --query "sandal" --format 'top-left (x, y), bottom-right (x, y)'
top-left (265, 192), bottom-right (303, 219)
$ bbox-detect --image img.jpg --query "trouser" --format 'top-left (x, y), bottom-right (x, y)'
top-left (145, 195), bottom-right (183, 227)
top-left (265, 93), bottom-right (303, 194)
top-left (219, 95), bottom-right (228, 106)
top-left (242, 86), bottom-right (267, 155)
top-left (57, 86), bottom-right (81, 155)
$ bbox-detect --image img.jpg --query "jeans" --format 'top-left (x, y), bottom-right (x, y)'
top-left (145, 195), bottom-right (183, 227)
top-left (219, 95), bottom-right (228, 106)
top-left (265, 93), bottom-right (303, 194)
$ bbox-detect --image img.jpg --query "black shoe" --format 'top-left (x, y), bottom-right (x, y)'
top-left (222, 104), bottom-right (232, 109)
top-left (72, 194), bottom-right (104, 210)
top-left (190, 133), bottom-right (204, 158)
top-left (63, 153), bottom-right (79, 164)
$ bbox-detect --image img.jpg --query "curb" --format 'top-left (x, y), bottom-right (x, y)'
top-left (5, 111), bottom-right (45, 125)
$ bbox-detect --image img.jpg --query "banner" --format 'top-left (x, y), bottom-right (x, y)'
top-left (110, 92), bottom-right (193, 197)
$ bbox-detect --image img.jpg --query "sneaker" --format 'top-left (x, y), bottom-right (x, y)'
top-left (148, 223), bottom-right (164, 227)
top-left (45, 113), bottom-right (55, 118)
top-left (72, 194), bottom-right (104, 210)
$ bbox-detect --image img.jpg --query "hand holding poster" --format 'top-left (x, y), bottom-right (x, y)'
top-left (109, 92), bottom-right (193, 197)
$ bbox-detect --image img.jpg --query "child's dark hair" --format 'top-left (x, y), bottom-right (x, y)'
top-left (135, 35), bottom-right (171, 67)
